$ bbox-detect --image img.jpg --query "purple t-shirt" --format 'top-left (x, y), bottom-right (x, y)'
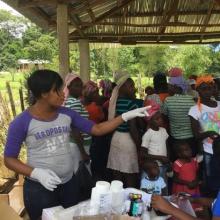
top-left (4, 106), bottom-right (94, 183)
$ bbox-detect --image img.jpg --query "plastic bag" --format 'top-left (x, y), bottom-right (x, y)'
top-left (75, 161), bottom-right (95, 201)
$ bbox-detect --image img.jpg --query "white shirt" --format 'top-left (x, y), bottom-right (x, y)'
top-left (188, 103), bottom-right (220, 154)
top-left (141, 127), bottom-right (169, 164)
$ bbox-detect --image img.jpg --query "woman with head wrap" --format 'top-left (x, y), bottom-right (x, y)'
top-left (161, 68), bottom-right (196, 161)
top-left (99, 79), bottom-right (113, 100)
top-left (99, 79), bottom-right (114, 120)
top-left (63, 73), bottom-right (91, 165)
top-left (82, 80), bottom-right (105, 123)
top-left (153, 71), bottom-right (169, 102)
top-left (107, 70), bottom-right (141, 187)
top-left (188, 75), bottom-right (220, 196)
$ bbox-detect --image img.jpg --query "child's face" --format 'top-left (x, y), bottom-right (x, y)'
top-left (178, 144), bottom-right (192, 159)
top-left (151, 112), bottom-right (163, 127)
top-left (197, 82), bottom-right (214, 100)
top-left (144, 162), bottom-right (160, 179)
top-left (145, 87), bottom-right (154, 96)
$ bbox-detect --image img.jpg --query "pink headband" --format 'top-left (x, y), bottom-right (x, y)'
top-left (63, 72), bottom-right (80, 100)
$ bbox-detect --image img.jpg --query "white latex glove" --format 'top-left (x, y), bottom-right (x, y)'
top-left (30, 168), bottom-right (62, 191)
top-left (121, 106), bottom-right (151, 122)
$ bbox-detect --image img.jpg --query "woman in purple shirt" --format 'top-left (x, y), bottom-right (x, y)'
top-left (4, 69), bottom-right (149, 220)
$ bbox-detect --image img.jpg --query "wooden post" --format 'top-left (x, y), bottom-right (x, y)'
top-left (19, 87), bottom-right (25, 112)
top-left (79, 39), bottom-right (90, 82)
top-left (57, 3), bottom-right (69, 78)
top-left (6, 82), bottom-right (16, 117)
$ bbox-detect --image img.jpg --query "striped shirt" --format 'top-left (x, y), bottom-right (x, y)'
top-left (65, 96), bottom-right (92, 146)
top-left (161, 94), bottom-right (195, 139)
top-left (116, 98), bottom-right (138, 132)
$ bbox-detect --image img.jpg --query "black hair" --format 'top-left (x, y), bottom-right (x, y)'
top-left (153, 71), bottom-right (168, 93)
top-left (173, 140), bottom-right (189, 155)
top-left (143, 159), bottom-right (158, 169)
top-left (27, 69), bottom-right (63, 100)
top-left (214, 78), bottom-right (220, 90)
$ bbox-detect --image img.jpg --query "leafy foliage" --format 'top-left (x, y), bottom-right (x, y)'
top-left (0, 9), bottom-right (220, 78)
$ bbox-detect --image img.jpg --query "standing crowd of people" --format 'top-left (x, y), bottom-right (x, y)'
top-left (3, 68), bottom-right (220, 219)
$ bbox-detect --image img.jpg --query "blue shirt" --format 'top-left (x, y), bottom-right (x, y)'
top-left (140, 174), bottom-right (166, 195)
top-left (213, 191), bottom-right (220, 217)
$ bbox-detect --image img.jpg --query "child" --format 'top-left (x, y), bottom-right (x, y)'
top-left (141, 100), bottom-right (170, 180)
top-left (172, 141), bottom-right (200, 196)
top-left (3, 69), bottom-right (150, 220)
top-left (140, 160), bottom-right (166, 195)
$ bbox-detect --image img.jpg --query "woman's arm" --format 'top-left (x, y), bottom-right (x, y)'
top-left (91, 107), bottom-right (149, 136)
top-left (91, 115), bottom-right (123, 136)
top-left (173, 171), bottom-right (190, 185)
top-left (190, 116), bottom-right (219, 141)
top-left (151, 195), bottom-right (198, 220)
top-left (4, 157), bottom-right (33, 177)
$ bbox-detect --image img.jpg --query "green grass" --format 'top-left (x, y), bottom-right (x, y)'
top-left (0, 72), bottom-right (27, 115)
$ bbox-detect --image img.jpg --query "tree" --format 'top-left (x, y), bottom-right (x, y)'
top-left (0, 10), bottom-right (25, 70)
top-left (23, 33), bottom-right (57, 61)
top-left (165, 45), bottom-right (212, 77)
top-left (138, 46), bottom-right (169, 77)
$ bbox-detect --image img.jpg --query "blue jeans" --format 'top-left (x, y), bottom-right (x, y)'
top-left (23, 175), bottom-right (79, 220)
top-left (203, 152), bottom-right (212, 177)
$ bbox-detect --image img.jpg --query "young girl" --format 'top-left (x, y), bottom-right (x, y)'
top-left (63, 73), bottom-right (91, 167)
top-left (4, 69), bottom-right (149, 220)
top-left (140, 160), bottom-right (166, 195)
top-left (141, 100), bottom-right (169, 180)
top-left (172, 142), bottom-right (200, 196)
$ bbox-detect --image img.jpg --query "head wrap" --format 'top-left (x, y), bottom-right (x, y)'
top-left (108, 70), bottom-right (130, 120)
top-left (195, 75), bottom-right (214, 88)
top-left (99, 79), bottom-right (112, 98)
top-left (168, 67), bottom-right (188, 93)
top-left (144, 99), bottom-right (160, 121)
top-left (168, 67), bottom-right (183, 77)
top-left (195, 75), bottom-right (214, 112)
top-left (63, 72), bottom-right (80, 100)
top-left (83, 80), bottom-right (98, 98)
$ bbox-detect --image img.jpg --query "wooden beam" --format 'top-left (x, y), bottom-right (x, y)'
top-left (18, 0), bottom-right (74, 7)
top-left (68, 10), bottom-right (85, 38)
top-left (69, 0), bottom-right (109, 15)
top-left (112, 10), bottom-right (220, 17)
top-left (70, 38), bottom-right (220, 45)
top-left (84, 0), bottom-right (96, 23)
top-left (159, 0), bottom-right (179, 34)
top-left (57, 3), bottom-right (69, 78)
top-left (80, 21), bottom-right (220, 28)
top-left (200, 0), bottom-right (215, 42)
top-left (69, 0), bottom-right (135, 36)
top-left (70, 31), bottom-right (220, 38)
top-left (69, 32), bottom-right (220, 44)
